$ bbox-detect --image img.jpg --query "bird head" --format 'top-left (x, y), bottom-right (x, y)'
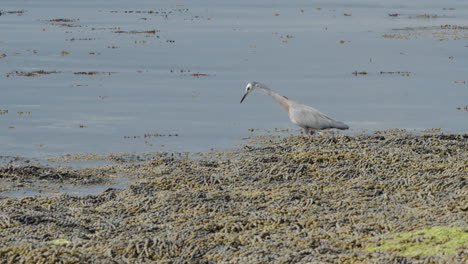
top-left (240, 81), bottom-right (259, 103)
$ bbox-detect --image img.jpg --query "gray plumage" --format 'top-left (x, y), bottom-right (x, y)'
top-left (240, 81), bottom-right (349, 135)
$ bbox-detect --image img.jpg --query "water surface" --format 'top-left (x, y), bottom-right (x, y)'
top-left (1, 0), bottom-right (467, 158)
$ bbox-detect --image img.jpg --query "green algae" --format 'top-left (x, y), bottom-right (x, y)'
top-left (365, 226), bottom-right (468, 256)
top-left (47, 239), bottom-right (70, 245)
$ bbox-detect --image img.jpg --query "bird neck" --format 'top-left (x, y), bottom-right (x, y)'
top-left (258, 86), bottom-right (290, 113)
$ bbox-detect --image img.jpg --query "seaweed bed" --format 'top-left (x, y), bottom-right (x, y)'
top-left (0, 131), bottom-right (467, 263)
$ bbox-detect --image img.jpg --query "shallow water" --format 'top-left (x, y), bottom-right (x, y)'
top-left (1, 0), bottom-right (467, 158)
top-left (0, 176), bottom-right (130, 198)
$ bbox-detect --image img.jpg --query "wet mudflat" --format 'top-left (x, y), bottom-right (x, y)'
top-left (0, 131), bottom-right (466, 263)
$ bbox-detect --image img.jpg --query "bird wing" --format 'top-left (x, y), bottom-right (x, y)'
top-left (289, 104), bottom-right (342, 130)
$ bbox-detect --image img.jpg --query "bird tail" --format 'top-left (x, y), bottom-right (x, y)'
top-left (334, 121), bottom-right (349, 130)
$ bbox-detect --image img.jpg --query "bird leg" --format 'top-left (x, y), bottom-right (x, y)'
top-left (303, 128), bottom-right (315, 136)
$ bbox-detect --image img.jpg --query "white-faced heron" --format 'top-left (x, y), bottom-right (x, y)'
top-left (240, 81), bottom-right (349, 135)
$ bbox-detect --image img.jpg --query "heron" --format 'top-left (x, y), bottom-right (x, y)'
top-left (240, 81), bottom-right (349, 135)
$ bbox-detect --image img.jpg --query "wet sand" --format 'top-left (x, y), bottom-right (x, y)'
top-left (1, 131), bottom-right (466, 263)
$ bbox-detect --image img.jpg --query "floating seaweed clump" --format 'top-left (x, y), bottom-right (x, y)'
top-left (191, 73), bottom-right (209, 77)
top-left (0, 10), bottom-right (26, 15)
top-left (352, 71), bottom-right (368, 75)
top-left (0, 131), bottom-right (466, 263)
top-left (383, 33), bottom-right (409, 39)
top-left (386, 24), bottom-right (468, 41)
top-left (47, 18), bottom-right (78, 22)
top-left (113, 29), bottom-right (159, 34)
top-left (123, 132), bottom-right (179, 139)
top-left (380, 71), bottom-right (412, 76)
top-left (6, 70), bottom-right (61, 77)
top-left (73, 71), bottom-right (115, 75)
top-left (415, 14), bottom-right (444, 19)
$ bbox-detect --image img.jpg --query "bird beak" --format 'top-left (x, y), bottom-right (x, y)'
top-left (240, 92), bottom-right (248, 104)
